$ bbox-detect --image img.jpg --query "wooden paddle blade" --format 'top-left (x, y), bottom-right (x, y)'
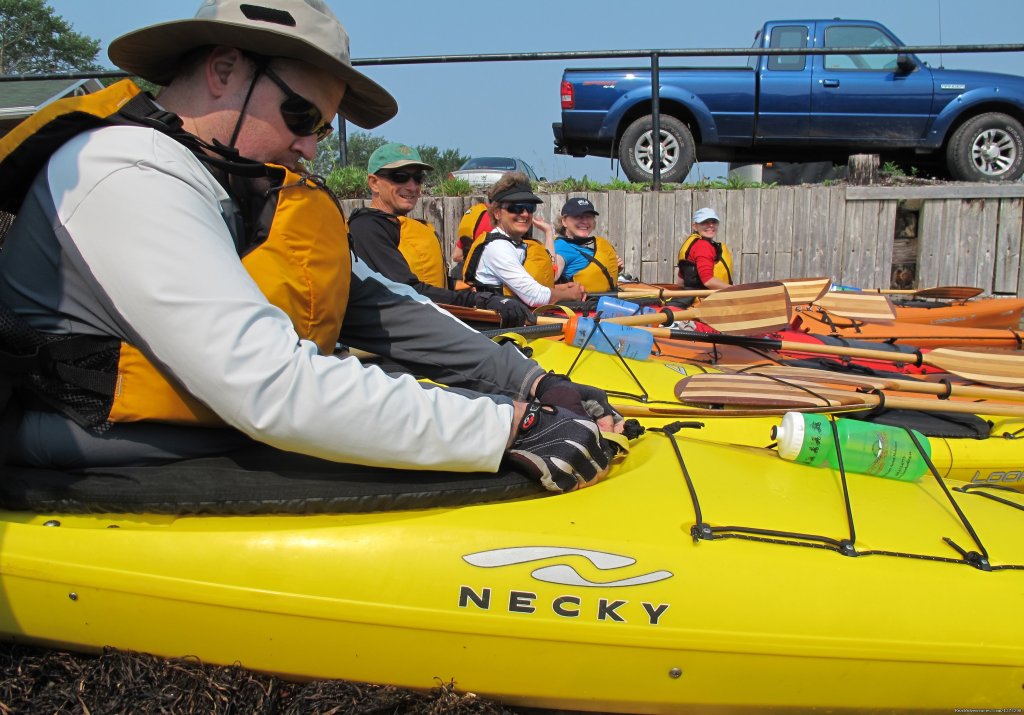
top-left (748, 366), bottom-right (899, 391)
top-left (926, 348), bottom-right (1024, 387)
top-left (686, 281), bottom-right (793, 335)
top-left (438, 304), bottom-right (501, 324)
top-left (813, 292), bottom-right (897, 321)
top-left (674, 374), bottom-right (863, 408)
top-left (780, 277), bottom-right (832, 305)
top-left (913, 286), bottom-right (984, 300)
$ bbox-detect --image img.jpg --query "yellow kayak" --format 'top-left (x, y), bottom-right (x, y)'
top-left (0, 338), bottom-right (1022, 713)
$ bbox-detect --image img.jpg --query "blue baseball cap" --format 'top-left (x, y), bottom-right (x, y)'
top-left (561, 197), bottom-right (599, 217)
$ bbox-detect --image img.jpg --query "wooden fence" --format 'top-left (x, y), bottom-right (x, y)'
top-left (341, 183), bottom-right (1024, 296)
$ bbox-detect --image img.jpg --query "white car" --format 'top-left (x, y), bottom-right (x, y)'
top-left (450, 156), bottom-right (544, 188)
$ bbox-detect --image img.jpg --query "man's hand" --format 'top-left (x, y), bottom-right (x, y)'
top-left (507, 403), bottom-right (611, 493)
top-left (533, 373), bottom-right (624, 433)
top-left (476, 293), bottom-right (535, 328)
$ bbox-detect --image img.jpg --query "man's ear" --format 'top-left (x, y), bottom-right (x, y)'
top-left (206, 46), bottom-right (249, 98)
top-left (366, 173), bottom-right (381, 197)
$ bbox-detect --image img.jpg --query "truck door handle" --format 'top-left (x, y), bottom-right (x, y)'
top-left (820, 79), bottom-right (840, 88)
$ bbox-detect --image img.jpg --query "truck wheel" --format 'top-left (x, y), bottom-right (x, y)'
top-left (946, 112), bottom-right (1024, 182)
top-left (618, 115), bottom-right (695, 183)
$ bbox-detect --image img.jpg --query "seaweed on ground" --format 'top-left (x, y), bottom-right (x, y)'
top-left (0, 644), bottom-right (516, 715)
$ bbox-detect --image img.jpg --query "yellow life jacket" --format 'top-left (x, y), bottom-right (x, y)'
top-left (562, 235), bottom-right (619, 293)
top-left (397, 216), bottom-right (446, 289)
top-left (463, 231), bottom-right (554, 298)
top-left (677, 232), bottom-right (734, 289)
top-left (0, 80), bottom-right (351, 427)
top-left (456, 203), bottom-right (492, 242)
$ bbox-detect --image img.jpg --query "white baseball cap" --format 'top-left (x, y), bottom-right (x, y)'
top-left (692, 207), bottom-right (720, 224)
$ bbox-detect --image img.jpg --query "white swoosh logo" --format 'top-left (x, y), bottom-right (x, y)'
top-left (463, 546), bottom-right (673, 587)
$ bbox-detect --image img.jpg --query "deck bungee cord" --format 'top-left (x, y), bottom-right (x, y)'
top-left (652, 420), bottom-right (1023, 572)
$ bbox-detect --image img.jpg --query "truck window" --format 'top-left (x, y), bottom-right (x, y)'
top-left (766, 26), bottom-right (807, 71)
top-left (823, 26), bottom-right (899, 71)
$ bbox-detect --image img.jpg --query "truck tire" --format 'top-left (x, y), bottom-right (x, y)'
top-left (618, 115), bottom-right (695, 183)
top-left (946, 112), bottom-right (1024, 182)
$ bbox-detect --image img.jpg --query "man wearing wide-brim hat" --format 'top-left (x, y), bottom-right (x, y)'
top-left (0, 0), bottom-right (619, 492)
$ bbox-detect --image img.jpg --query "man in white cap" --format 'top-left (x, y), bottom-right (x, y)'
top-left (348, 142), bottom-right (533, 327)
top-left (0, 0), bottom-right (619, 493)
top-left (677, 207), bottom-right (734, 290)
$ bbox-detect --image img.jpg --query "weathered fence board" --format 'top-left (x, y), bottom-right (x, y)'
top-left (995, 198), bottom-right (1023, 294)
top-left (336, 186), bottom-right (1023, 296)
top-left (656, 192), bottom-right (678, 284)
top-left (625, 193), bottom-right (645, 279)
top-left (804, 187), bottom-right (830, 278)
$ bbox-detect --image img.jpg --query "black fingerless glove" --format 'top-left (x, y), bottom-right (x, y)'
top-left (507, 403), bottom-right (611, 492)
top-left (476, 292), bottom-right (535, 328)
top-left (534, 372), bottom-right (620, 425)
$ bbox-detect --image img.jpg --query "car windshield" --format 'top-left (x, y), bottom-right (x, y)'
top-left (461, 157), bottom-right (517, 170)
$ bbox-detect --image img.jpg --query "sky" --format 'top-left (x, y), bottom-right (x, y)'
top-left (44, 0), bottom-right (1024, 182)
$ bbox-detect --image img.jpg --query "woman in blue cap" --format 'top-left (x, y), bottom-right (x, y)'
top-left (553, 197), bottom-right (622, 293)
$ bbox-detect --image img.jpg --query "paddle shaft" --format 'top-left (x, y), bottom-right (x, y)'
top-left (868, 286), bottom-right (984, 300)
top-left (814, 392), bottom-right (1024, 417)
top-left (650, 328), bottom-right (924, 365)
top-left (677, 374), bottom-right (1024, 417)
top-left (616, 277), bottom-right (830, 305)
top-left (644, 327), bottom-right (1024, 387)
top-left (750, 367), bottom-right (1024, 403)
top-left (610, 403), bottom-right (867, 418)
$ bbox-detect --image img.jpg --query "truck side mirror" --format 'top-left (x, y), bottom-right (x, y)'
top-left (895, 54), bottom-right (916, 74)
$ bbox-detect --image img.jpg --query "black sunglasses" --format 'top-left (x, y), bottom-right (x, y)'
top-left (261, 65), bottom-right (334, 142)
top-left (503, 203), bottom-right (537, 215)
top-left (377, 170), bottom-right (427, 185)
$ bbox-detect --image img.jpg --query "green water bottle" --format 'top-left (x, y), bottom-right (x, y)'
top-left (771, 412), bottom-right (931, 482)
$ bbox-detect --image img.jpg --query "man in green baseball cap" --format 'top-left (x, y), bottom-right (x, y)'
top-left (349, 143), bottom-right (534, 327)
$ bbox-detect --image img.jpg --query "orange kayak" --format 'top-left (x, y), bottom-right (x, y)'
top-left (793, 307), bottom-right (1024, 349)
top-left (890, 296), bottom-right (1024, 330)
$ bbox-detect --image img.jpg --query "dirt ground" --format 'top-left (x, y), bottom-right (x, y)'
top-left (0, 643), bottom-right (518, 714)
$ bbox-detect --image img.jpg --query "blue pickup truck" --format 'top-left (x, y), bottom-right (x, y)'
top-left (553, 19), bottom-right (1024, 182)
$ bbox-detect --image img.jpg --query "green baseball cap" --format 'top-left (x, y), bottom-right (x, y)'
top-left (367, 143), bottom-right (434, 175)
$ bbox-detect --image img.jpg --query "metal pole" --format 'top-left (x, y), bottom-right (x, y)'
top-left (338, 119), bottom-right (348, 167)
top-left (651, 52), bottom-right (661, 191)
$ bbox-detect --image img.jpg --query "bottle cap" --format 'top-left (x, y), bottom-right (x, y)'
top-left (774, 412), bottom-right (806, 460)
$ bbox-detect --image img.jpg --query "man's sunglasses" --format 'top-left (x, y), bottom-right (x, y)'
top-left (261, 65), bottom-right (334, 142)
top-left (502, 203), bottom-right (537, 215)
top-left (377, 170), bottom-right (427, 185)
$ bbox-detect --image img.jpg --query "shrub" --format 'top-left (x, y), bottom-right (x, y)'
top-left (325, 166), bottom-right (368, 199)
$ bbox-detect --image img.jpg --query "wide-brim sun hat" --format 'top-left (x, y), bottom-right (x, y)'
top-left (108, 0), bottom-right (397, 129)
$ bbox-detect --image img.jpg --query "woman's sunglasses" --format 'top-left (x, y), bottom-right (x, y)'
top-left (377, 170), bottom-right (427, 185)
top-left (503, 203), bottom-right (537, 215)
top-left (262, 65), bottom-right (334, 142)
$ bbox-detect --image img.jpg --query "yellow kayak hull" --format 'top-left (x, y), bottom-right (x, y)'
top-left (1, 429), bottom-right (1022, 712)
top-left (0, 339), bottom-right (1022, 713)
